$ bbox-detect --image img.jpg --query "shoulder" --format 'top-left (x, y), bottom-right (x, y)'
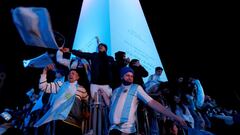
top-left (108, 56), bottom-right (114, 60)
top-left (136, 84), bottom-right (144, 91)
top-left (112, 86), bottom-right (122, 95)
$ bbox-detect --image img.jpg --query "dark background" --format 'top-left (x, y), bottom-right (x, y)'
top-left (0, 0), bottom-right (239, 110)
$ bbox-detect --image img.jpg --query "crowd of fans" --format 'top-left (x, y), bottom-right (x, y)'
top-left (1, 45), bottom-right (240, 135)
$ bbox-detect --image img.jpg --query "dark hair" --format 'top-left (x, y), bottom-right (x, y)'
top-left (129, 59), bottom-right (138, 67)
top-left (69, 69), bottom-right (81, 77)
top-left (164, 119), bottom-right (178, 135)
top-left (98, 43), bottom-right (107, 51)
top-left (155, 66), bottom-right (163, 71)
top-left (115, 51), bottom-right (126, 61)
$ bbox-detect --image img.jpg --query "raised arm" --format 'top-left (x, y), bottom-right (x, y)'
top-left (56, 49), bottom-right (71, 68)
top-left (39, 64), bottom-right (63, 93)
top-left (71, 50), bottom-right (94, 60)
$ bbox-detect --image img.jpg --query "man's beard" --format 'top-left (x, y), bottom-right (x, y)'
top-left (122, 80), bottom-right (132, 86)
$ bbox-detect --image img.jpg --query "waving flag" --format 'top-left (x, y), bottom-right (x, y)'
top-left (11, 7), bottom-right (59, 49)
top-left (31, 91), bottom-right (44, 113)
top-left (23, 52), bottom-right (54, 68)
top-left (26, 88), bottom-right (34, 97)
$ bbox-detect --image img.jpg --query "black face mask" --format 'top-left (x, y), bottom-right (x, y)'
top-left (122, 80), bottom-right (132, 86)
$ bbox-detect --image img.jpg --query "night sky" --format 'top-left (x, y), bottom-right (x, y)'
top-left (0, 0), bottom-right (239, 110)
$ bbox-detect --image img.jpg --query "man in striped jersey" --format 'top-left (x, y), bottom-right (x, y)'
top-left (100, 67), bottom-right (186, 134)
top-left (34, 64), bottom-right (89, 135)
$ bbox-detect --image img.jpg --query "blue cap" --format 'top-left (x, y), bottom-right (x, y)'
top-left (120, 67), bottom-right (134, 78)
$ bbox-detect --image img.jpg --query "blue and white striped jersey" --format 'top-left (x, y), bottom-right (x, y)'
top-left (109, 84), bottom-right (153, 133)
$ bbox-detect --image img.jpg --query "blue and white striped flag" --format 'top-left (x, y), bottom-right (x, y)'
top-left (11, 7), bottom-right (59, 49)
top-left (34, 82), bottom-right (77, 127)
top-left (26, 88), bottom-right (34, 97)
top-left (23, 52), bottom-right (54, 68)
top-left (31, 91), bottom-right (44, 113)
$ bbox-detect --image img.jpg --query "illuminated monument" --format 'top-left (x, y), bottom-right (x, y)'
top-left (72, 0), bottom-right (167, 82)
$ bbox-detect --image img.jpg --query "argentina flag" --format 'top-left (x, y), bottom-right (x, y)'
top-left (23, 52), bottom-right (54, 68)
top-left (11, 7), bottom-right (59, 49)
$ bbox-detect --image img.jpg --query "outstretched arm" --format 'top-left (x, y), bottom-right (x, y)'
top-left (148, 99), bottom-right (187, 127)
top-left (56, 49), bottom-right (71, 68)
